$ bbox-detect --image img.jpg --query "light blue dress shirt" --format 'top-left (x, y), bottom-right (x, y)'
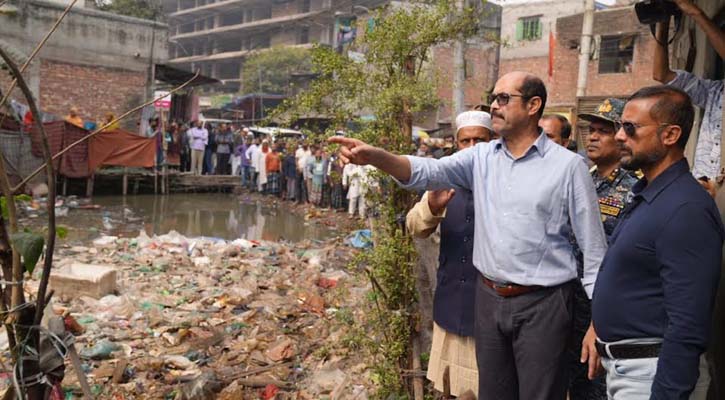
top-left (400, 132), bottom-right (607, 298)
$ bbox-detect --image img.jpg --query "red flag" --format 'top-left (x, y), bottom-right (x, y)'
top-left (548, 29), bottom-right (555, 78)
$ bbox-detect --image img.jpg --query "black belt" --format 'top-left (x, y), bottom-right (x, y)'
top-left (595, 341), bottom-right (661, 359)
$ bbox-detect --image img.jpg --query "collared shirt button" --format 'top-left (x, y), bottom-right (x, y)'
top-left (461, 257), bottom-right (467, 263)
top-left (465, 215), bottom-right (472, 222)
top-left (463, 236), bottom-right (469, 242)
top-left (460, 278), bottom-right (466, 283)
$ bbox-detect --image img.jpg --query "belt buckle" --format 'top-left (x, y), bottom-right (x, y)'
top-left (596, 340), bottom-right (614, 359)
top-left (491, 280), bottom-right (512, 290)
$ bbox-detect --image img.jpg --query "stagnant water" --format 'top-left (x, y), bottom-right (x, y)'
top-left (58, 193), bottom-right (334, 242)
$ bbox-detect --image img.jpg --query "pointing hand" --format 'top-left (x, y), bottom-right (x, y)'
top-left (328, 136), bottom-right (377, 165)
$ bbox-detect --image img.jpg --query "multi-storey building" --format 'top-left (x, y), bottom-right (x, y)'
top-left (162, 0), bottom-right (388, 93)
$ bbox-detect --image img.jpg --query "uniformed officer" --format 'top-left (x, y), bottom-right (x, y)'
top-left (567, 98), bottom-right (639, 400)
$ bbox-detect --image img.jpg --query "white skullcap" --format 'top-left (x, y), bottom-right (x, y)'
top-left (455, 111), bottom-right (493, 133)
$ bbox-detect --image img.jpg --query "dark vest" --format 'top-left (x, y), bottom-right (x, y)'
top-left (433, 188), bottom-right (476, 337)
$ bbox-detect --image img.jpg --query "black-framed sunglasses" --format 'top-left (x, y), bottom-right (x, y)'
top-left (487, 92), bottom-right (528, 106)
top-left (617, 121), bottom-right (671, 137)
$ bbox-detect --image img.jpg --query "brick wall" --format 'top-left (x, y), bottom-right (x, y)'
top-left (433, 44), bottom-right (499, 122)
top-left (499, 56), bottom-right (550, 81)
top-left (549, 7), bottom-right (660, 107)
top-left (38, 60), bottom-right (147, 123)
top-left (548, 35), bottom-right (659, 106)
top-left (497, 7), bottom-right (660, 110)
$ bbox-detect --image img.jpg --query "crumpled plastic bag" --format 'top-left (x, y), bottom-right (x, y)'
top-left (345, 229), bottom-right (373, 249)
top-left (79, 339), bottom-right (120, 360)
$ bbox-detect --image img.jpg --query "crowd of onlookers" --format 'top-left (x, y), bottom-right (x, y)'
top-left (146, 119), bottom-right (378, 218)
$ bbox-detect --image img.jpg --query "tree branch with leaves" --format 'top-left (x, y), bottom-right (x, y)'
top-left (272, 1), bottom-right (484, 396)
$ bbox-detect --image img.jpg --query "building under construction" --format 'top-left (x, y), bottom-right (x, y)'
top-left (161, 0), bottom-right (387, 93)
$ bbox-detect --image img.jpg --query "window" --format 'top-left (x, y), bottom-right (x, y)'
top-left (300, 0), bottom-right (311, 13)
top-left (598, 35), bottom-right (635, 74)
top-left (516, 16), bottom-right (542, 41)
top-left (298, 27), bottom-right (310, 44)
top-left (464, 59), bottom-right (474, 79)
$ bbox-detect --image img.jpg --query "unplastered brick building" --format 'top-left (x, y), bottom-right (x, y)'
top-left (0, 0), bottom-right (167, 124)
top-left (497, 0), bottom-right (660, 145)
top-left (430, 1), bottom-right (502, 125)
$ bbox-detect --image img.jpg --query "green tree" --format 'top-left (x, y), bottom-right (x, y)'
top-left (241, 46), bottom-right (312, 95)
top-left (273, 1), bottom-right (482, 396)
top-left (94, 0), bottom-right (161, 20)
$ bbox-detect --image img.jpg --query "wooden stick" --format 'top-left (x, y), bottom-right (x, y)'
top-left (233, 378), bottom-right (294, 390)
top-left (67, 344), bottom-right (94, 399)
top-left (85, 174), bottom-right (94, 198)
top-left (0, 47), bottom-right (58, 331)
top-left (122, 168), bottom-right (128, 196)
top-left (224, 361), bottom-right (294, 381)
top-left (411, 334), bottom-right (424, 400)
top-left (11, 71), bottom-right (200, 193)
top-left (0, 137), bottom-right (23, 325)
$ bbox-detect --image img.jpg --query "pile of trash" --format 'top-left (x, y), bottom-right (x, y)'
top-left (6, 230), bottom-right (374, 399)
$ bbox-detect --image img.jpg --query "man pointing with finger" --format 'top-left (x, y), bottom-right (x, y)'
top-left (330, 71), bottom-right (608, 400)
top-left (406, 110), bottom-right (493, 397)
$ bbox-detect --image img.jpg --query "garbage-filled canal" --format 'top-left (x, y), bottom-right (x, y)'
top-left (65, 193), bottom-right (335, 242)
top-left (6, 193), bottom-right (374, 398)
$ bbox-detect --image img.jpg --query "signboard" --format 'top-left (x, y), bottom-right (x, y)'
top-left (154, 90), bottom-right (172, 109)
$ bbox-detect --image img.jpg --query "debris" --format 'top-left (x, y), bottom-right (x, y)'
top-left (112, 359), bottom-right (130, 384)
top-left (79, 339), bottom-right (121, 360)
top-left (37, 220), bottom-right (370, 398)
top-left (217, 380), bottom-right (245, 400)
top-left (164, 355), bottom-right (196, 370)
top-left (316, 277), bottom-right (338, 289)
top-left (311, 366), bottom-right (349, 395)
top-left (261, 384), bottom-right (279, 400)
top-left (179, 372), bottom-right (222, 400)
top-left (300, 293), bottom-right (325, 314)
top-left (346, 229), bottom-right (373, 249)
top-left (266, 338), bottom-right (296, 362)
top-left (49, 263), bottom-right (117, 299)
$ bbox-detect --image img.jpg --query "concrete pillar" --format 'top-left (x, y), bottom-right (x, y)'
top-left (452, 0), bottom-right (465, 117)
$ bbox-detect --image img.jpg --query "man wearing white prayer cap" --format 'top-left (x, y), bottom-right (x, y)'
top-left (455, 110), bottom-right (493, 143)
top-left (404, 110), bottom-right (493, 397)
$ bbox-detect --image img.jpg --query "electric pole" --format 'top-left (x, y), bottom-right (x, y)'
top-left (452, 0), bottom-right (466, 117)
top-left (576, 0), bottom-right (595, 97)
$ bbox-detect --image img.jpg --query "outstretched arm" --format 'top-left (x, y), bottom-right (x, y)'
top-left (328, 137), bottom-right (412, 182)
top-left (328, 136), bottom-right (477, 191)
